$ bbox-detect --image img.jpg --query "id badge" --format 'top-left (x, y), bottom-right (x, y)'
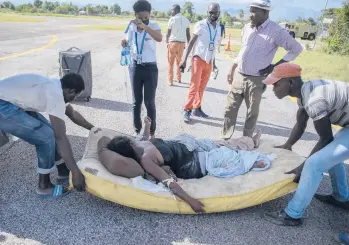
top-left (209, 43), bottom-right (215, 51)
top-left (137, 54), bottom-right (142, 64)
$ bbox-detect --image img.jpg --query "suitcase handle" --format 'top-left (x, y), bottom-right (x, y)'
top-left (67, 47), bottom-right (81, 52)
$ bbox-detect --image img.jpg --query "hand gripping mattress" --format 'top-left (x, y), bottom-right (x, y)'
top-left (72, 128), bottom-right (304, 214)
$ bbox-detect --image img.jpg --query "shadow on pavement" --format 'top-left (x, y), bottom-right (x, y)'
top-left (73, 98), bottom-right (132, 112)
top-left (171, 83), bottom-right (229, 95)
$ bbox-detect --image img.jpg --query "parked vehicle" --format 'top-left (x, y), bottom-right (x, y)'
top-left (279, 22), bottom-right (317, 41)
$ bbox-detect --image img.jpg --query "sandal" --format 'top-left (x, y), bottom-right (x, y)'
top-left (334, 234), bottom-right (349, 245)
top-left (37, 185), bottom-right (71, 199)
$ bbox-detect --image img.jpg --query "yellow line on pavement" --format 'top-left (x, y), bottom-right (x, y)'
top-left (223, 52), bottom-right (341, 131)
top-left (0, 35), bottom-right (58, 61)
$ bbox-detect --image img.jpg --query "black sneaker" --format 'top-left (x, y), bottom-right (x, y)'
top-left (184, 110), bottom-right (191, 123)
top-left (192, 107), bottom-right (209, 118)
top-left (264, 210), bottom-right (303, 226)
top-left (315, 194), bottom-right (349, 210)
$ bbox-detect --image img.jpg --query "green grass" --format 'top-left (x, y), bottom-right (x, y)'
top-left (0, 14), bottom-right (45, 22)
top-left (229, 44), bottom-right (349, 81)
top-left (274, 49), bottom-right (349, 81)
top-left (79, 22), bottom-right (169, 33)
top-left (225, 28), bottom-right (242, 39)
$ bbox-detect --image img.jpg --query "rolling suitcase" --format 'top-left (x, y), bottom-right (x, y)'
top-left (59, 47), bottom-right (93, 102)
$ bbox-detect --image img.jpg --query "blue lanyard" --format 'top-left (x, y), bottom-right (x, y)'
top-left (207, 23), bottom-right (217, 43)
top-left (135, 31), bottom-right (147, 55)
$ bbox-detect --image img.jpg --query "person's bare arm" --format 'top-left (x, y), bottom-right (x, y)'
top-left (140, 156), bottom-right (204, 213)
top-left (186, 28), bottom-right (191, 43)
top-left (179, 34), bottom-right (199, 72)
top-left (65, 104), bottom-right (94, 130)
top-left (144, 25), bottom-right (162, 42)
top-left (227, 63), bottom-right (238, 84)
top-left (166, 29), bottom-right (171, 43)
top-left (98, 136), bottom-right (145, 178)
top-left (49, 115), bottom-right (85, 191)
top-left (286, 116), bottom-right (333, 183)
top-left (275, 108), bottom-right (309, 150)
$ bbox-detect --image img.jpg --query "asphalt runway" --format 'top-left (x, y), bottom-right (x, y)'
top-left (0, 16), bottom-right (348, 245)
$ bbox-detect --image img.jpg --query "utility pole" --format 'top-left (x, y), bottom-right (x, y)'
top-left (313, 0), bottom-right (329, 50)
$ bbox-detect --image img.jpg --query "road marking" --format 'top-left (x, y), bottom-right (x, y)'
top-left (0, 35), bottom-right (58, 61)
top-left (223, 52), bottom-right (341, 131)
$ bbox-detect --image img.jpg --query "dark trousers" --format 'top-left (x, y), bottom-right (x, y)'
top-left (129, 63), bottom-right (158, 135)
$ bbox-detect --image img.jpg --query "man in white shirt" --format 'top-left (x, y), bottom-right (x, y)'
top-left (0, 73), bottom-right (95, 198)
top-left (166, 4), bottom-right (191, 85)
top-left (179, 3), bottom-right (221, 123)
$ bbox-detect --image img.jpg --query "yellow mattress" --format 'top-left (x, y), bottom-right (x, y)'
top-left (72, 128), bottom-right (303, 214)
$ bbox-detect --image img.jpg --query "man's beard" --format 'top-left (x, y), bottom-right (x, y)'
top-left (142, 19), bottom-right (149, 25)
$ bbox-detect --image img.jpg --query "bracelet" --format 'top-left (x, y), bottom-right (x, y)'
top-left (161, 178), bottom-right (176, 188)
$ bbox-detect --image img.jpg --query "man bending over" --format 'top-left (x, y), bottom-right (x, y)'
top-left (0, 73), bottom-right (95, 198)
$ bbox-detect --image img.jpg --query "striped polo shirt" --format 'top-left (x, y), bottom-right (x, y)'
top-left (297, 80), bottom-right (349, 127)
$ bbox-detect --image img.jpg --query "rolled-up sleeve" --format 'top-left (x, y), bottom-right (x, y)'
top-left (275, 28), bottom-right (303, 61)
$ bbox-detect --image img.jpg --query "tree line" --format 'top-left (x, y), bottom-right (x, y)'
top-left (0, 1), bottom-right (123, 15)
top-left (0, 0), bottom-right (245, 26)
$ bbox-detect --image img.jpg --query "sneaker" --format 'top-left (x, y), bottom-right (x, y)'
top-left (264, 210), bottom-right (303, 226)
top-left (184, 110), bottom-right (191, 123)
top-left (192, 107), bottom-right (209, 118)
top-left (314, 194), bottom-right (349, 210)
top-left (334, 234), bottom-right (349, 245)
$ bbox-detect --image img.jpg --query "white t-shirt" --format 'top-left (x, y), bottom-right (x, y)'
top-left (126, 22), bottom-right (161, 63)
top-left (168, 13), bottom-right (190, 43)
top-left (0, 74), bottom-right (66, 120)
top-left (192, 20), bottom-right (221, 63)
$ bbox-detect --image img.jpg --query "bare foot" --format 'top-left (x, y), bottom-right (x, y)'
top-left (252, 129), bottom-right (262, 148)
top-left (253, 161), bottom-right (267, 169)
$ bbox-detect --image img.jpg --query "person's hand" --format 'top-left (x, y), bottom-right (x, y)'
top-left (227, 73), bottom-right (233, 84)
top-left (72, 170), bottom-right (86, 192)
top-left (259, 64), bottom-right (275, 76)
top-left (144, 116), bottom-right (152, 125)
top-left (188, 198), bottom-right (205, 213)
top-left (121, 39), bottom-right (128, 48)
top-left (285, 164), bottom-right (304, 183)
top-left (179, 61), bottom-right (187, 73)
top-left (275, 144), bottom-right (292, 151)
top-left (132, 19), bottom-right (146, 30)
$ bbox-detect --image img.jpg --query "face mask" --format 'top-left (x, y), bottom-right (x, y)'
top-left (142, 19), bottom-right (149, 25)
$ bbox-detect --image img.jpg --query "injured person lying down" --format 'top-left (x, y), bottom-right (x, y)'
top-left (97, 117), bottom-right (273, 213)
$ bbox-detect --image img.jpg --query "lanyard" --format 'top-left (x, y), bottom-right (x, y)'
top-left (135, 31), bottom-right (147, 55)
top-left (207, 23), bottom-right (217, 43)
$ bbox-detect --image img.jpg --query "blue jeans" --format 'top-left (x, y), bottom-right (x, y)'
top-left (0, 99), bottom-right (62, 174)
top-left (285, 128), bottom-right (349, 219)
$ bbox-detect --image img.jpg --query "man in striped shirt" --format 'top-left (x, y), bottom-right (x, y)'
top-left (262, 63), bottom-right (349, 227)
top-left (221, 0), bottom-right (303, 139)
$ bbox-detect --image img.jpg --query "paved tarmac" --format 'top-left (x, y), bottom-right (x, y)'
top-left (0, 16), bottom-right (348, 245)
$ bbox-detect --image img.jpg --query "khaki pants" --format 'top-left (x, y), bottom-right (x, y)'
top-left (167, 42), bottom-right (185, 84)
top-left (221, 72), bottom-right (266, 139)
